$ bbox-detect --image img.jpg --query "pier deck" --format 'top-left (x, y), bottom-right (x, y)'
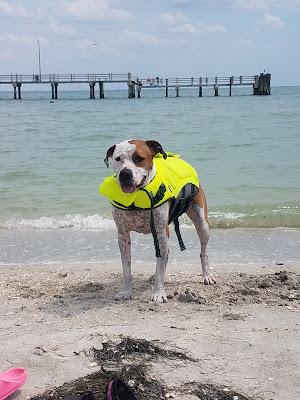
top-left (0, 72), bottom-right (271, 99)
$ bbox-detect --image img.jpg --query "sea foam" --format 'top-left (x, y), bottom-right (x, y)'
top-left (0, 214), bottom-right (116, 230)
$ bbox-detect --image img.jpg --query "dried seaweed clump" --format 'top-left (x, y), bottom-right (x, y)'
top-left (92, 336), bottom-right (196, 363)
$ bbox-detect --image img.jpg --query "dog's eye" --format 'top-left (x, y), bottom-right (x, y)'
top-left (115, 156), bottom-right (121, 162)
top-left (133, 155), bottom-right (145, 163)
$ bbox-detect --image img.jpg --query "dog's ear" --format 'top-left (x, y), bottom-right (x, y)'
top-left (145, 140), bottom-right (167, 159)
top-left (104, 144), bottom-right (116, 168)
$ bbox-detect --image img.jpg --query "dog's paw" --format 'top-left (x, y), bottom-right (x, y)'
top-left (115, 290), bottom-right (132, 301)
top-left (151, 289), bottom-right (168, 303)
top-left (203, 274), bottom-right (216, 285)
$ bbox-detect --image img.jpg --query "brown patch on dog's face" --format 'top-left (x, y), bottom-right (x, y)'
top-left (129, 140), bottom-right (154, 171)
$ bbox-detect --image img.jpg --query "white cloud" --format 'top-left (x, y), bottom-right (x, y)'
top-left (159, 12), bottom-right (187, 26)
top-left (45, 22), bottom-right (77, 38)
top-left (169, 22), bottom-right (226, 34)
top-left (171, 23), bottom-right (198, 33)
top-left (169, 0), bottom-right (194, 3)
top-left (230, 0), bottom-right (270, 10)
top-left (0, 49), bottom-right (14, 59)
top-left (237, 38), bottom-right (256, 48)
top-left (286, 0), bottom-right (300, 6)
top-left (0, 32), bottom-right (49, 48)
top-left (0, 0), bottom-right (31, 17)
top-left (122, 30), bottom-right (162, 46)
top-left (159, 12), bottom-right (226, 34)
top-left (260, 14), bottom-right (285, 28)
top-left (62, 0), bottom-right (134, 22)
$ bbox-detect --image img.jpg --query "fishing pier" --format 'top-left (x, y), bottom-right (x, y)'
top-left (0, 72), bottom-right (271, 99)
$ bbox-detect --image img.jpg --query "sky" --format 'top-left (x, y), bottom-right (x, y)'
top-left (0, 0), bottom-right (299, 85)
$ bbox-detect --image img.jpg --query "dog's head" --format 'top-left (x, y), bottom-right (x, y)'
top-left (104, 139), bottom-right (167, 193)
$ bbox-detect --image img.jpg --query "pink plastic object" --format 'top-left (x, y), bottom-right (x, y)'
top-left (0, 368), bottom-right (27, 400)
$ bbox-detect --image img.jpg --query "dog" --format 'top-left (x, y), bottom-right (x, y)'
top-left (99, 139), bottom-right (216, 303)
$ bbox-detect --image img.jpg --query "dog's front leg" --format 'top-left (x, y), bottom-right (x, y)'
top-left (151, 206), bottom-right (169, 303)
top-left (115, 229), bottom-right (132, 300)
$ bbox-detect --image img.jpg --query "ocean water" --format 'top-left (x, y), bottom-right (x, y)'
top-left (0, 85), bottom-right (299, 265)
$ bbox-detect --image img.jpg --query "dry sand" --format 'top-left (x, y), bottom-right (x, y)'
top-left (0, 261), bottom-right (299, 399)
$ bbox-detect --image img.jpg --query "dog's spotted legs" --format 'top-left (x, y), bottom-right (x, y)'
top-left (151, 205), bottom-right (169, 302)
top-left (186, 201), bottom-right (216, 285)
top-left (115, 229), bottom-right (133, 300)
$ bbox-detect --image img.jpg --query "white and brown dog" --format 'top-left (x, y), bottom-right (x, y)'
top-left (102, 139), bottom-right (216, 303)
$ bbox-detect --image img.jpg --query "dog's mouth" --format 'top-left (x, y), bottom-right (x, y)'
top-left (120, 183), bottom-right (136, 193)
top-left (120, 176), bottom-right (146, 193)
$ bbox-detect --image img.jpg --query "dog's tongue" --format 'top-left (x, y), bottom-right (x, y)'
top-left (121, 184), bottom-right (136, 193)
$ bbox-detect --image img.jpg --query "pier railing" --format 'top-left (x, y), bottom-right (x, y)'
top-left (138, 75), bottom-right (255, 87)
top-left (0, 73), bottom-right (130, 84)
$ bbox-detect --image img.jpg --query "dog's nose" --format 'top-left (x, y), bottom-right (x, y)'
top-left (119, 168), bottom-right (133, 183)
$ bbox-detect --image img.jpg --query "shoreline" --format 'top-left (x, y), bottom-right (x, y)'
top-left (1, 227), bottom-right (300, 266)
top-left (1, 261), bottom-right (299, 399)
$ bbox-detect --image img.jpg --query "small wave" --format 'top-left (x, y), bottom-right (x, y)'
top-left (0, 214), bottom-right (115, 230)
top-left (1, 206), bottom-right (299, 231)
top-left (209, 208), bottom-right (300, 229)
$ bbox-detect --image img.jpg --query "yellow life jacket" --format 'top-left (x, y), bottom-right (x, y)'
top-left (99, 153), bottom-right (199, 210)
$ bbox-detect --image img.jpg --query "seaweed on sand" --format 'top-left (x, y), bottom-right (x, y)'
top-left (92, 335), bottom-right (196, 364)
top-left (31, 363), bottom-right (165, 400)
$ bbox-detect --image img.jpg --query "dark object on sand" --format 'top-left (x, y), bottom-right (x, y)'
top-left (64, 392), bottom-right (95, 400)
top-left (106, 379), bottom-right (137, 400)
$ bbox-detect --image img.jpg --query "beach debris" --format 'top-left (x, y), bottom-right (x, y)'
top-left (275, 270), bottom-right (288, 282)
top-left (222, 312), bottom-right (247, 321)
top-left (58, 272), bottom-right (68, 278)
top-left (32, 346), bottom-right (47, 356)
top-left (91, 336), bottom-right (196, 364)
top-left (89, 362), bottom-right (98, 368)
top-left (165, 392), bottom-right (176, 398)
top-left (175, 288), bottom-right (207, 304)
top-left (138, 383), bottom-right (145, 391)
top-left (30, 363), bottom-right (166, 400)
top-left (185, 382), bottom-right (250, 400)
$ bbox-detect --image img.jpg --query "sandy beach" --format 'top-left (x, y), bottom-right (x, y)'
top-left (1, 261), bottom-right (299, 400)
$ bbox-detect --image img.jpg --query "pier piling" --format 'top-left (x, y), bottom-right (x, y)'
top-left (89, 82), bottom-right (95, 99)
top-left (199, 78), bottom-right (203, 97)
top-left (99, 82), bottom-right (104, 99)
top-left (253, 73), bottom-right (271, 95)
top-left (127, 73), bottom-right (136, 98)
top-left (51, 83), bottom-right (58, 99)
top-left (229, 76), bottom-right (233, 96)
top-left (136, 78), bottom-right (141, 98)
top-left (17, 83), bottom-right (21, 99)
top-left (165, 79), bottom-right (168, 97)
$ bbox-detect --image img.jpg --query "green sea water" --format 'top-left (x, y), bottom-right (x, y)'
top-left (0, 86), bottom-right (299, 264)
top-left (1, 85), bottom-right (299, 229)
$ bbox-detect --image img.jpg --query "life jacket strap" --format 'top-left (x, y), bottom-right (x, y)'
top-left (173, 218), bottom-right (186, 251)
top-left (140, 188), bottom-right (161, 258)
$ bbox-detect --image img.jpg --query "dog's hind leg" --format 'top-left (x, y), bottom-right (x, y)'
top-left (186, 189), bottom-right (216, 285)
top-left (151, 203), bottom-right (170, 302)
top-left (115, 229), bottom-right (133, 300)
